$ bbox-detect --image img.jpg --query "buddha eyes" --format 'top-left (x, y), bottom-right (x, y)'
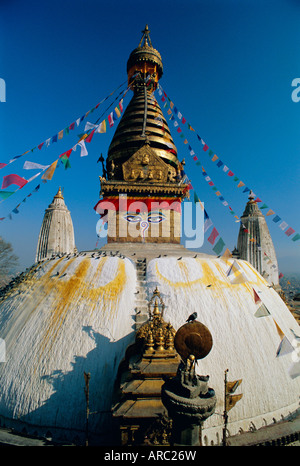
top-left (124, 212), bottom-right (166, 224)
top-left (124, 214), bottom-right (143, 223)
top-left (148, 212), bottom-right (166, 223)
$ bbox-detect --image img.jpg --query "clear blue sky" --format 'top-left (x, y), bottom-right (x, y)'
top-left (0, 0), bottom-right (299, 274)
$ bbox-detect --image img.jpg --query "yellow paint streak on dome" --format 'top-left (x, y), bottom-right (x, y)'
top-left (82, 259), bottom-right (127, 317)
top-left (35, 257), bottom-right (127, 369)
top-left (37, 258), bottom-right (91, 366)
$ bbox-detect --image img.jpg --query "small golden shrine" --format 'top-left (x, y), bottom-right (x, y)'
top-left (112, 288), bottom-right (180, 445)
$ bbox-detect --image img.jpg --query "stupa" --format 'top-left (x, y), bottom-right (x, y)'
top-left (0, 26), bottom-right (299, 447)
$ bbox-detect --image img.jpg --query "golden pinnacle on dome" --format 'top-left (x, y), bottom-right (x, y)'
top-left (54, 187), bottom-right (64, 200)
top-left (127, 24), bottom-right (163, 85)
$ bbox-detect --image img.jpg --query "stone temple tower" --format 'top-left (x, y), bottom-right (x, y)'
top-left (35, 187), bottom-right (76, 261)
top-left (236, 191), bottom-right (279, 286)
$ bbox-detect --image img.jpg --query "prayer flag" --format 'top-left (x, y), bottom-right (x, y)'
top-left (77, 140), bottom-right (88, 157)
top-left (69, 122), bottom-right (75, 130)
top-left (292, 233), bottom-right (300, 242)
top-left (217, 160), bottom-right (224, 168)
top-left (207, 227), bottom-right (219, 245)
top-left (279, 273), bottom-right (284, 279)
top-left (279, 221), bottom-right (288, 231)
top-left (260, 203), bottom-right (268, 209)
top-left (84, 121), bottom-right (97, 132)
top-left (221, 248), bottom-right (232, 261)
top-left (204, 218), bottom-right (213, 233)
top-left (0, 163), bottom-right (7, 169)
top-left (222, 165), bottom-right (229, 172)
top-left (96, 119), bottom-right (107, 133)
top-left (285, 227), bottom-right (295, 237)
top-left (203, 144), bottom-right (209, 151)
top-left (288, 361), bottom-right (300, 379)
top-left (228, 170), bottom-right (234, 176)
top-left (266, 209), bottom-right (275, 216)
top-left (243, 187), bottom-right (250, 193)
top-left (51, 134), bottom-right (58, 143)
top-left (272, 215), bottom-right (281, 223)
top-left (108, 113), bottom-right (114, 127)
top-left (213, 237), bottom-right (225, 255)
top-left (41, 160), bottom-right (58, 181)
top-left (60, 155), bottom-right (71, 169)
top-left (253, 288), bottom-right (261, 304)
top-left (237, 181), bottom-right (245, 188)
top-left (254, 303), bottom-right (270, 318)
top-left (0, 191), bottom-right (14, 200)
top-left (85, 129), bottom-right (95, 143)
top-left (38, 142), bottom-right (44, 150)
top-left (212, 155), bottom-right (218, 162)
top-left (23, 161), bottom-right (50, 170)
top-left (58, 130), bottom-right (64, 140)
top-left (1, 174), bottom-right (28, 189)
top-left (276, 336), bottom-right (294, 357)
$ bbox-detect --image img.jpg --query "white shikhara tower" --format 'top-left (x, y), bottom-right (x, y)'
top-left (237, 192), bottom-right (279, 286)
top-left (35, 187), bottom-right (76, 261)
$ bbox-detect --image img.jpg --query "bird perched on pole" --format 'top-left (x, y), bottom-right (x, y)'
top-left (186, 312), bottom-right (197, 323)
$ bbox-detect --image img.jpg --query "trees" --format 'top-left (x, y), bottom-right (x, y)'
top-left (0, 236), bottom-right (19, 288)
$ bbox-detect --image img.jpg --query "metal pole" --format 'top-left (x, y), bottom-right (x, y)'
top-left (84, 372), bottom-right (91, 446)
top-left (222, 369), bottom-right (228, 447)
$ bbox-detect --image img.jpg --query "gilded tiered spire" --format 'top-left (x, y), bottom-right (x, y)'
top-left (97, 27), bottom-right (188, 244)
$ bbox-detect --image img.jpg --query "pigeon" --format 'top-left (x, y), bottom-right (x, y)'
top-left (186, 312), bottom-right (197, 323)
top-left (177, 257), bottom-right (182, 260)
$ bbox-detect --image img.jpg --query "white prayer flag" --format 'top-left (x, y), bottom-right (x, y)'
top-left (23, 161), bottom-right (50, 170)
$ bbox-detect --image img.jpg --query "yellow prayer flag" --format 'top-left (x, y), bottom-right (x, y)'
top-left (221, 248), bottom-right (232, 261)
top-left (273, 319), bottom-right (285, 340)
top-left (58, 130), bottom-right (64, 140)
top-left (212, 154), bottom-right (218, 162)
top-left (266, 209), bottom-right (275, 216)
top-left (237, 181), bottom-right (245, 188)
top-left (226, 393), bottom-right (243, 412)
top-left (41, 159), bottom-right (58, 181)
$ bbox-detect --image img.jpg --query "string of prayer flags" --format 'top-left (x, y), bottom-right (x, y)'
top-left (0, 81), bottom-right (127, 169)
top-left (157, 83), bottom-right (299, 244)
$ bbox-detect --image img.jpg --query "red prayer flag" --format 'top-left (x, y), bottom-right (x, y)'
top-left (253, 288), bottom-right (261, 304)
top-left (38, 142), bottom-right (44, 150)
top-left (69, 122), bottom-right (75, 130)
top-left (207, 227), bottom-right (219, 245)
top-left (85, 129), bottom-right (95, 143)
top-left (228, 171), bottom-right (234, 176)
top-left (1, 174), bottom-right (28, 189)
top-left (285, 227), bottom-right (295, 237)
top-left (203, 144), bottom-right (209, 151)
top-left (182, 117), bottom-right (186, 124)
top-left (0, 163), bottom-right (7, 169)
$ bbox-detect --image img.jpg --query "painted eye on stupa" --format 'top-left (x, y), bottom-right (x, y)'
top-left (123, 213), bottom-right (143, 223)
top-left (147, 212), bottom-right (166, 224)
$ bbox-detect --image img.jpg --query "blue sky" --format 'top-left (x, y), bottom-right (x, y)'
top-left (0, 0), bottom-right (299, 274)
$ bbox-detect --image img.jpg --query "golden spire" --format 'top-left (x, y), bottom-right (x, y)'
top-left (54, 187), bottom-right (64, 200)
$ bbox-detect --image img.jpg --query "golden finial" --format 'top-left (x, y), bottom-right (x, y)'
top-left (54, 186), bottom-right (64, 200)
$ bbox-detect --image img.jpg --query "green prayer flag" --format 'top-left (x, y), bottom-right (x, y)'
top-left (260, 203), bottom-right (268, 209)
top-left (213, 237), bottom-right (225, 255)
top-left (292, 233), bottom-right (300, 242)
top-left (194, 191), bottom-right (200, 204)
top-left (0, 191), bottom-right (15, 200)
top-left (61, 155), bottom-right (71, 170)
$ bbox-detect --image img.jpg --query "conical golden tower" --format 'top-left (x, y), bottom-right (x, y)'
top-left (96, 26), bottom-right (188, 244)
